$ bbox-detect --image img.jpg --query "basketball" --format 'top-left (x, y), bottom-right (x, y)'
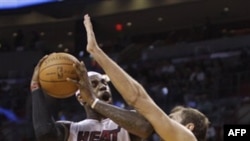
top-left (39, 52), bottom-right (79, 98)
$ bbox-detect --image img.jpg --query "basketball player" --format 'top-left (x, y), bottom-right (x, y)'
top-left (76, 14), bottom-right (210, 141)
top-left (31, 57), bottom-right (154, 140)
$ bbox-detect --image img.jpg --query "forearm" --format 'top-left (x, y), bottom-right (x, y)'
top-left (32, 89), bottom-right (65, 141)
top-left (93, 100), bottom-right (153, 139)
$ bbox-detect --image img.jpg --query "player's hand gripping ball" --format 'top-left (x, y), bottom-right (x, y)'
top-left (39, 52), bottom-right (79, 98)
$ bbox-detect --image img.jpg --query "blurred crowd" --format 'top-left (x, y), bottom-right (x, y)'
top-left (1, 23), bottom-right (250, 141)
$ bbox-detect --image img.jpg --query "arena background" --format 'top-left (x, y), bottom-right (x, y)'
top-left (1, 0), bottom-right (250, 140)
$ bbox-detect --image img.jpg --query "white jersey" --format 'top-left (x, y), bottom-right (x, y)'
top-left (59, 118), bottom-right (131, 141)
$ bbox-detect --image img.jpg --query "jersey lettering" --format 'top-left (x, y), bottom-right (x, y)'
top-left (77, 131), bottom-right (89, 141)
top-left (77, 126), bottom-right (121, 141)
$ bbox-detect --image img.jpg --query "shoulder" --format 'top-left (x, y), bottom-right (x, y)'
top-left (56, 120), bottom-right (73, 126)
top-left (55, 120), bottom-right (73, 131)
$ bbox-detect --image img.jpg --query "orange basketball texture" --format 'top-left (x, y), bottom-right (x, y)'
top-left (39, 52), bottom-right (79, 98)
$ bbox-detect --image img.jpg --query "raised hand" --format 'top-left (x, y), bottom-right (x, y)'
top-left (83, 14), bottom-right (99, 53)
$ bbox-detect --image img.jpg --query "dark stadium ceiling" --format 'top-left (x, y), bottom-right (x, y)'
top-left (1, 0), bottom-right (250, 35)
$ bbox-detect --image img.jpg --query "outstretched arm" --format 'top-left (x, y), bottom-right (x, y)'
top-left (83, 14), bottom-right (197, 141)
top-left (70, 61), bottom-right (154, 139)
top-left (92, 100), bottom-right (154, 139)
top-left (31, 55), bottom-right (69, 141)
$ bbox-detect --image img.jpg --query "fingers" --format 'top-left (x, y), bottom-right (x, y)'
top-left (83, 14), bottom-right (98, 54)
top-left (83, 14), bottom-right (91, 26)
top-left (66, 77), bottom-right (79, 86)
top-left (70, 61), bottom-right (88, 83)
top-left (34, 55), bottom-right (48, 71)
top-left (37, 55), bottom-right (48, 66)
top-left (67, 61), bottom-right (88, 89)
top-left (83, 14), bottom-right (93, 34)
top-left (31, 54), bottom-right (49, 82)
top-left (73, 61), bottom-right (87, 76)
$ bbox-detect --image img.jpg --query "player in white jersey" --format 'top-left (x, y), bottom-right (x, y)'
top-left (59, 119), bottom-right (131, 141)
top-left (31, 57), bottom-right (153, 141)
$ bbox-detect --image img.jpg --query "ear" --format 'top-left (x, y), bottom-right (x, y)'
top-left (185, 123), bottom-right (195, 131)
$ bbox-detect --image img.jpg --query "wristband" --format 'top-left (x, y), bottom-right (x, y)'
top-left (91, 99), bottom-right (99, 109)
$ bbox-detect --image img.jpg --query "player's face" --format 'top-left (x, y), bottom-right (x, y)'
top-left (89, 74), bottom-right (112, 104)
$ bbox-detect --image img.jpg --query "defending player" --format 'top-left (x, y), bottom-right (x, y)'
top-left (76, 14), bottom-right (210, 141)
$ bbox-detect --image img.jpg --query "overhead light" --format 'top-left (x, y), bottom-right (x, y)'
top-left (158, 17), bottom-right (163, 22)
top-left (126, 22), bottom-right (132, 27)
top-left (223, 7), bottom-right (229, 12)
